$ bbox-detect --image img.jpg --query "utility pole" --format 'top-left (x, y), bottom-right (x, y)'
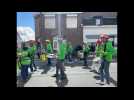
top-left (57, 14), bottom-right (61, 39)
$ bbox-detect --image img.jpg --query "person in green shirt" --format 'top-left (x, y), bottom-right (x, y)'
top-left (46, 40), bottom-right (53, 53)
top-left (90, 39), bottom-right (102, 72)
top-left (46, 40), bottom-right (53, 66)
top-left (67, 42), bottom-right (73, 63)
top-left (83, 42), bottom-right (90, 67)
top-left (56, 38), bottom-right (67, 80)
top-left (20, 43), bottom-right (31, 81)
top-left (96, 34), bottom-right (114, 86)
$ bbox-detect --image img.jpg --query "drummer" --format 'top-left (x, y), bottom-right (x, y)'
top-left (46, 40), bottom-right (53, 66)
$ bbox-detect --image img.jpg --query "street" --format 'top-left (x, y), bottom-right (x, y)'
top-left (20, 56), bottom-right (117, 87)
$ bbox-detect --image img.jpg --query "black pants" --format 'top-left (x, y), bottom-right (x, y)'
top-left (56, 59), bottom-right (66, 80)
top-left (68, 53), bottom-right (72, 62)
top-left (37, 48), bottom-right (41, 59)
top-left (47, 58), bottom-right (52, 65)
top-left (83, 53), bottom-right (88, 66)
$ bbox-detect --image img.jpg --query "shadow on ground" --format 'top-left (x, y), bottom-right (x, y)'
top-left (55, 74), bottom-right (68, 87)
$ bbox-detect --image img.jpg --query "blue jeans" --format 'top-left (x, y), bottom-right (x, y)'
top-left (100, 59), bottom-right (110, 84)
top-left (21, 65), bottom-right (29, 80)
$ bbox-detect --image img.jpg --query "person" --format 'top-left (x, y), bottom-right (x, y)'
top-left (96, 34), bottom-right (114, 87)
top-left (90, 39), bottom-right (102, 72)
top-left (67, 42), bottom-right (73, 63)
top-left (83, 42), bottom-right (90, 67)
top-left (46, 40), bottom-right (53, 66)
top-left (65, 41), bottom-right (73, 63)
top-left (36, 39), bottom-right (42, 59)
top-left (29, 41), bottom-right (37, 72)
top-left (55, 38), bottom-right (67, 80)
top-left (20, 43), bottom-right (31, 82)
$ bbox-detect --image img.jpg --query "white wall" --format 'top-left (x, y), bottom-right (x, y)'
top-left (83, 25), bottom-right (117, 43)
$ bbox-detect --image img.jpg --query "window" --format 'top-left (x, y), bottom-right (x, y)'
top-left (103, 18), bottom-right (117, 25)
top-left (83, 18), bottom-right (96, 25)
top-left (66, 14), bottom-right (77, 28)
top-left (44, 15), bottom-right (56, 29)
top-left (86, 35), bottom-right (99, 39)
top-left (96, 19), bottom-right (100, 25)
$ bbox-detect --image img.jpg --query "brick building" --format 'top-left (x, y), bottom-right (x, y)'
top-left (34, 12), bottom-right (117, 47)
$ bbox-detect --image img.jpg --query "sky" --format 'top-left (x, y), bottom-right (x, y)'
top-left (16, 12), bottom-right (82, 31)
top-left (17, 12), bottom-right (35, 31)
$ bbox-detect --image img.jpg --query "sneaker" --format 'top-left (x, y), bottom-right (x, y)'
top-left (96, 80), bottom-right (104, 85)
top-left (96, 80), bottom-right (101, 84)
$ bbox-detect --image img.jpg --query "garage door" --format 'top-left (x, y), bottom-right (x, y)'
top-left (83, 25), bottom-right (117, 43)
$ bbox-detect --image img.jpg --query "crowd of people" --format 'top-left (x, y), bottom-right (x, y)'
top-left (17, 33), bottom-right (117, 87)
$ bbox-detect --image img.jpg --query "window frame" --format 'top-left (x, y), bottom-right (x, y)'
top-left (66, 14), bottom-right (78, 29)
top-left (44, 14), bottom-right (56, 29)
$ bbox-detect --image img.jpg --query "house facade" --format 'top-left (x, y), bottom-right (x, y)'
top-left (34, 12), bottom-right (117, 47)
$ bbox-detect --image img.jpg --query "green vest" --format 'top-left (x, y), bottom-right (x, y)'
top-left (68, 44), bottom-right (73, 53)
top-left (20, 50), bottom-right (31, 65)
top-left (67, 43), bottom-right (73, 54)
top-left (102, 41), bottom-right (114, 62)
top-left (83, 45), bottom-right (90, 54)
top-left (58, 42), bottom-right (66, 60)
top-left (96, 44), bottom-right (104, 57)
top-left (47, 43), bottom-right (53, 53)
top-left (29, 45), bottom-right (36, 57)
